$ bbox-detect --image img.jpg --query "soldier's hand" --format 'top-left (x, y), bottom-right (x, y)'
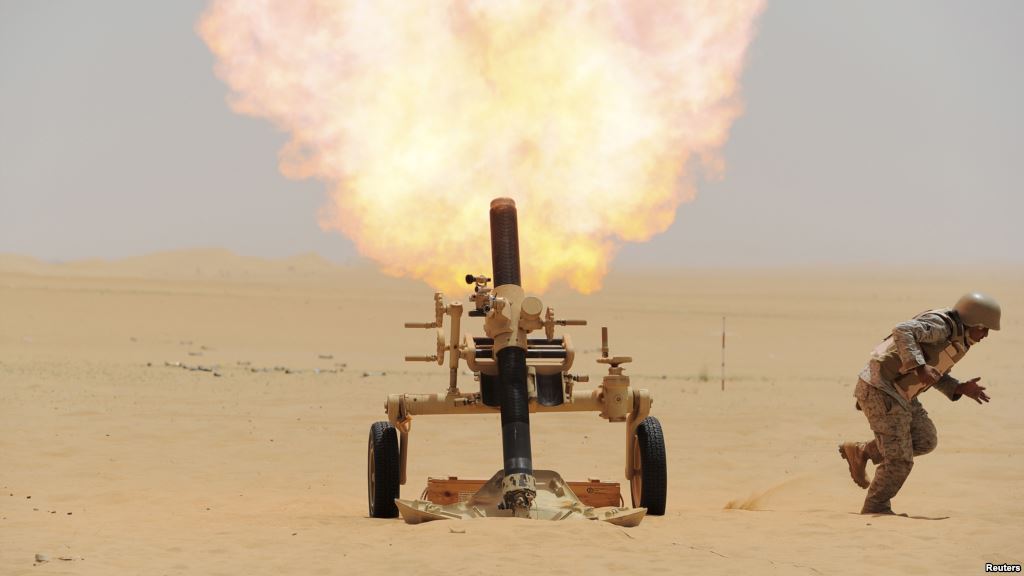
top-left (955, 377), bottom-right (990, 404)
top-left (915, 364), bottom-right (942, 386)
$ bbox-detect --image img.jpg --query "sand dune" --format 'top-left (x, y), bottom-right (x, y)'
top-left (2, 252), bottom-right (1022, 574)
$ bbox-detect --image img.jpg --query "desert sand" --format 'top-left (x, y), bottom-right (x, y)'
top-left (2, 250), bottom-right (1022, 574)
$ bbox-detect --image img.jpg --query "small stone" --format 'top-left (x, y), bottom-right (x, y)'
top-left (35, 554), bottom-right (49, 563)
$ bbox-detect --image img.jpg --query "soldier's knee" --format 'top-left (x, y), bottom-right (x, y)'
top-left (914, 434), bottom-right (937, 456)
top-left (885, 457), bottom-right (914, 478)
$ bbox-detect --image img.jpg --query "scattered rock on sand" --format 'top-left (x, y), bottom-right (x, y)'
top-left (165, 361), bottom-right (221, 375)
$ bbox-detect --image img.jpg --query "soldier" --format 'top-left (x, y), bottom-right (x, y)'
top-left (838, 292), bottom-right (1000, 514)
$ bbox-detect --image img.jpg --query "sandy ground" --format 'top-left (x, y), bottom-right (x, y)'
top-left (2, 250), bottom-right (1022, 575)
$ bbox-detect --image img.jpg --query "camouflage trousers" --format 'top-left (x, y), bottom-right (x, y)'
top-left (854, 379), bottom-right (938, 513)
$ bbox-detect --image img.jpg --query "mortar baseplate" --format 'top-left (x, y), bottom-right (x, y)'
top-left (394, 469), bottom-right (646, 526)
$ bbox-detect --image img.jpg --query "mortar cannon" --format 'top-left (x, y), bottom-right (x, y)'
top-left (366, 198), bottom-right (666, 525)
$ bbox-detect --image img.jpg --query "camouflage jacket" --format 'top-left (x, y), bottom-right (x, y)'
top-left (858, 309), bottom-right (968, 410)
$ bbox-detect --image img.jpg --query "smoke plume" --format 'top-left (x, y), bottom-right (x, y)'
top-left (199, 1), bottom-right (763, 293)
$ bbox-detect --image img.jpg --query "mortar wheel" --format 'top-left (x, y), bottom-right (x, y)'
top-left (367, 421), bottom-right (400, 518)
top-left (630, 416), bottom-right (667, 515)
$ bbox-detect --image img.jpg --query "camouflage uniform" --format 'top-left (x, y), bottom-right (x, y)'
top-left (854, 309), bottom-right (969, 514)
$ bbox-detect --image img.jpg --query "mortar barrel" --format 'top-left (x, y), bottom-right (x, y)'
top-left (497, 346), bottom-right (532, 475)
top-left (489, 198), bottom-right (522, 288)
top-left (488, 197), bottom-right (532, 477)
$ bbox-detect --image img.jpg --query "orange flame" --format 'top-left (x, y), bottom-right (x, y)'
top-left (199, 1), bottom-right (763, 294)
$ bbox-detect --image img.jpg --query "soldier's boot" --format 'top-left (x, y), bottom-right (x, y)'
top-left (838, 442), bottom-right (871, 489)
top-left (860, 501), bottom-right (895, 515)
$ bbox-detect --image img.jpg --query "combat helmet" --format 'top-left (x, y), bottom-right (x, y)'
top-left (953, 292), bottom-right (1001, 330)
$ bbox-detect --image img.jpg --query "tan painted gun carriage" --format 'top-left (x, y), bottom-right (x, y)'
top-left (366, 198), bottom-right (666, 525)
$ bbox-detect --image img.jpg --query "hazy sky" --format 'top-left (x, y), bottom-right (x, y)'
top-left (1, 1), bottom-right (1022, 268)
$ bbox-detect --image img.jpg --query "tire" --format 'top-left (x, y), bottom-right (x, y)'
top-left (367, 421), bottom-right (400, 518)
top-left (630, 416), bottom-right (667, 515)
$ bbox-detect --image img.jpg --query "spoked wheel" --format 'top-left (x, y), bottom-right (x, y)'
top-left (367, 421), bottom-right (400, 518)
top-left (630, 416), bottom-right (667, 515)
